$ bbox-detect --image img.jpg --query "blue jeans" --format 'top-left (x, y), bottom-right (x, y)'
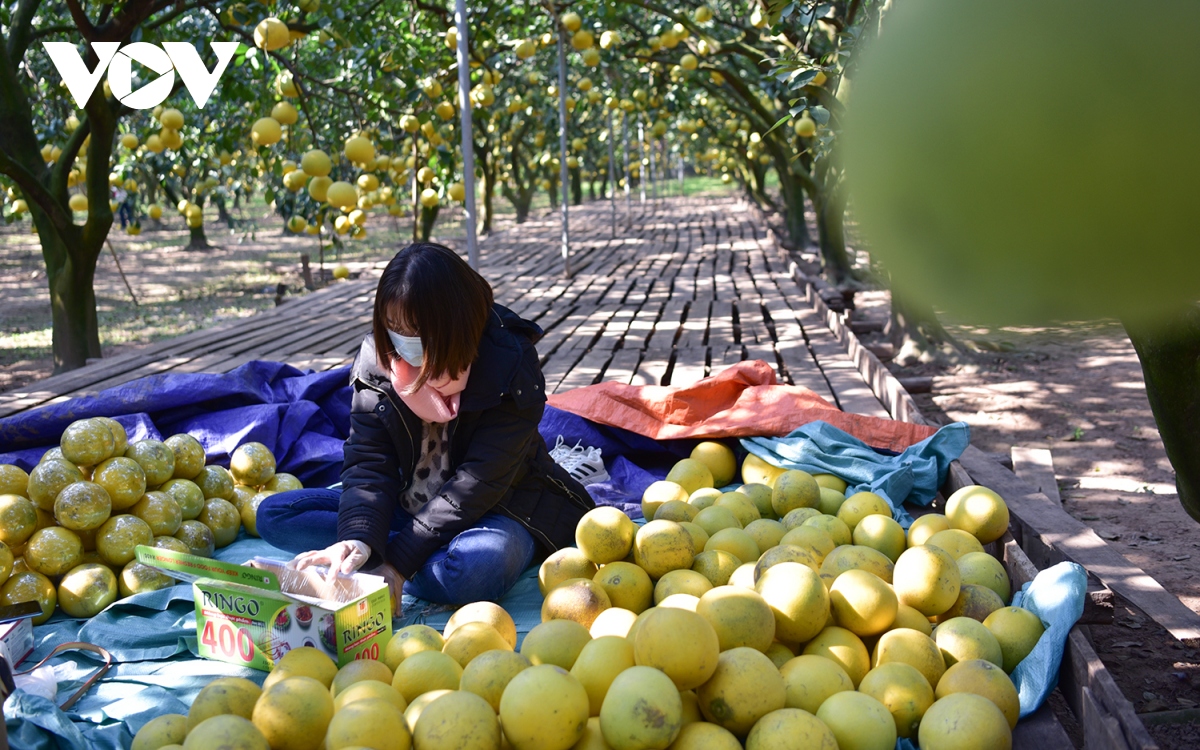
top-left (257, 489), bottom-right (537, 605)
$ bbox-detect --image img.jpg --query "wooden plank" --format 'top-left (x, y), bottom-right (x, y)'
top-left (633, 348), bottom-right (672, 387)
top-left (556, 349), bottom-right (612, 393)
top-left (1011, 702), bottom-right (1075, 750)
top-left (1010, 446), bottom-right (1063, 504)
top-left (668, 348), bottom-right (708, 387)
top-left (603, 349), bottom-right (642, 386)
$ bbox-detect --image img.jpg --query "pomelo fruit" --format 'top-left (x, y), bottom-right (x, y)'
top-left (743, 518), bottom-right (785, 552)
top-left (461, 649), bottom-right (531, 712)
top-left (754, 544), bottom-right (820, 579)
top-left (194, 465), bottom-right (235, 501)
top-left (131, 714), bottom-right (186, 750)
top-left (714, 492), bottom-right (759, 527)
top-left (598, 666), bottom-right (683, 750)
top-left (183, 715), bottom-right (268, 750)
top-left (641, 481), bottom-right (689, 520)
top-left (575, 506), bottom-right (636, 564)
top-left (703, 528), bottom-right (759, 566)
top-left (593, 561), bottom-right (653, 613)
top-left (633, 520), bottom-right (695, 579)
top-left (499, 664), bottom-right (590, 750)
top-left (779, 654), bottom-right (853, 713)
top-left (925, 529), bottom-right (984, 560)
top-left (690, 442), bottom-right (737, 487)
top-left (687, 488), bottom-right (722, 511)
top-left (58, 562), bottom-right (118, 617)
top-left (908, 514), bottom-right (950, 547)
top-left (0, 570), bottom-right (56, 623)
top-left (745, 708), bottom-right (837, 750)
top-left (26, 526), bottom-right (83, 576)
top-left (934, 616), bottom-right (1003, 668)
top-left (781, 505), bottom-right (824, 531)
top-left (893, 545), bottom-right (960, 616)
top-left (187, 677), bottom-right (262, 732)
top-left (739, 483), bottom-right (774, 519)
top-left (390, 650), bottom-right (459, 702)
top-left (0, 465), bottom-right (29, 497)
top-left (332, 658), bottom-right (393, 698)
top-left (654, 569), bottom-right (712, 604)
top-left (405, 691), bottom-right (452, 735)
top-left (802, 626), bottom-right (870, 686)
top-left (164, 434), bottom-right (206, 480)
top-left (983, 606), bottom-right (1045, 673)
top-left (633, 607), bottom-right (719, 690)
top-left (666, 459), bottom-right (714, 495)
top-left (859, 662), bottom-right (934, 739)
top-left (27, 459), bottom-right (83, 511)
top-left (802, 515), bottom-right (851, 546)
top-left (837, 492), bottom-right (892, 530)
top-left (814, 474), bottom-right (847, 493)
top-left (957, 552), bottom-right (1011, 604)
top-left (251, 675), bottom-right (335, 750)
top-left (325, 697), bottom-right (411, 750)
top-left (693, 506), bottom-right (741, 537)
top-left (816, 488), bottom-right (846, 516)
top-left (540, 548), bottom-right (599, 595)
top-left (160, 479), bottom-right (205, 520)
top-left (446, 601), bottom-right (518, 648)
top-left (125, 440), bottom-right (176, 486)
top-left (443, 621), bottom-right (513, 667)
top-left (668, 721), bottom-right (741, 750)
top-left (852, 515), bottom-right (906, 562)
top-left (571, 636), bottom-right (636, 716)
top-left (412, 690), bottom-right (500, 750)
top-left (174, 519), bottom-right (215, 557)
top-left (872, 628), bottom-right (946, 688)
top-left (230, 442), bottom-right (276, 487)
top-left (770, 470), bottom-right (820, 516)
top-left (650, 500), bottom-right (695, 523)
top-left (276, 645), bottom-right (338, 687)
top-left (53, 481), bottom-right (112, 531)
top-left (131, 491), bottom-right (182, 536)
top-left (590, 607), bottom-right (638, 638)
top-left (332, 679), bottom-right (407, 712)
top-left (918, 693), bottom-right (1011, 750)
top-left (542, 578), bottom-right (612, 628)
top-left (695, 647), bottom-right (786, 736)
top-left (936, 658), bottom-right (1019, 729)
top-left (696, 586), bottom-right (775, 652)
top-left (385, 624), bottom-right (445, 671)
top-left (818, 545), bottom-right (894, 587)
top-left (0, 493), bottom-right (39, 547)
top-left (679, 522), bottom-right (709, 555)
top-left (741, 454), bottom-right (785, 487)
top-left (778, 526), bottom-right (835, 558)
top-left (945, 486), bottom-right (1010, 544)
top-left (830, 569), bottom-right (899, 637)
top-left (691, 549), bottom-right (741, 587)
top-left (936, 583), bottom-right (1005, 623)
top-left (815, 691), bottom-right (897, 750)
top-left (891, 604), bottom-right (934, 636)
top-left (520, 619), bottom-right (592, 670)
top-left (60, 418), bottom-right (116, 467)
top-left (756, 562), bottom-right (828, 643)
top-left (92, 457), bottom-right (147, 511)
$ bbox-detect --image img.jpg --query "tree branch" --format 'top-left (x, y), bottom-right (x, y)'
top-left (6, 0), bottom-right (45, 63)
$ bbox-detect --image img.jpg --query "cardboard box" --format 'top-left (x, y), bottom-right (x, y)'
top-left (135, 545), bottom-right (391, 671)
top-left (0, 601), bottom-right (38, 666)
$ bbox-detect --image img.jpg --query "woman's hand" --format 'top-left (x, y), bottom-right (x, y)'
top-left (365, 561), bottom-right (406, 617)
top-left (290, 540), bottom-right (370, 581)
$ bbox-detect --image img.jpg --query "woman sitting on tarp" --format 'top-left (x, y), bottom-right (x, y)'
top-left (256, 243), bottom-right (595, 613)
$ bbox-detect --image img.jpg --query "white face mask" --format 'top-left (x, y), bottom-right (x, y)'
top-left (387, 330), bottom-right (423, 367)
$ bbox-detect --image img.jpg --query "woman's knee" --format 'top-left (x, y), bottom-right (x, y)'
top-left (256, 488), bottom-right (340, 552)
top-left (408, 515), bottom-right (536, 604)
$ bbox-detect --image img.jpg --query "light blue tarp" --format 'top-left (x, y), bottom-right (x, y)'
top-left (740, 420), bottom-right (971, 527)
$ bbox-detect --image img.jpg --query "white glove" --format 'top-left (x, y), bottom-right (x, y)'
top-left (290, 540), bottom-right (371, 580)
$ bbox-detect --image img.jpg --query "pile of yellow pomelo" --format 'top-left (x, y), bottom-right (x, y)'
top-left (130, 441), bottom-right (1042, 750)
top-left (0, 418), bottom-right (299, 624)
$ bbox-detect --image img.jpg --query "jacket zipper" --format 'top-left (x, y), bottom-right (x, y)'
top-left (354, 376), bottom-right (417, 488)
top-left (548, 475), bottom-right (594, 512)
top-left (498, 505), bottom-right (557, 551)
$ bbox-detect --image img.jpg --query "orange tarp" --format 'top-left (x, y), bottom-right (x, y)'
top-left (547, 360), bottom-right (936, 453)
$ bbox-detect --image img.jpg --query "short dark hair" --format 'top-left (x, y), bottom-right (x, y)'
top-left (372, 243), bottom-right (494, 391)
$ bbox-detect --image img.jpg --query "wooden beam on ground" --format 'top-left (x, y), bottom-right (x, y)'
top-left (1010, 446), bottom-right (1063, 504)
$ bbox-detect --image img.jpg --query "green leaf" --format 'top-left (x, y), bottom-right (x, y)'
top-left (762, 114), bottom-right (791, 137)
top-left (810, 106), bottom-right (830, 125)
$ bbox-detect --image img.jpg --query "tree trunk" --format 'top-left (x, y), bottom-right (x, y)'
top-left (570, 167), bottom-right (582, 206)
top-left (1124, 306), bottom-right (1200, 523)
top-left (480, 166), bottom-right (495, 236)
top-left (779, 173), bottom-right (813, 248)
top-left (33, 210), bottom-right (102, 372)
top-left (186, 223), bottom-right (213, 250)
top-left (888, 291), bottom-right (967, 366)
top-left (214, 194), bottom-right (233, 228)
top-left (814, 191), bottom-right (854, 284)
top-left (548, 176), bottom-right (559, 210)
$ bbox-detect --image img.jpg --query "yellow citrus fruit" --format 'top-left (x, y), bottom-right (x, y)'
top-left (598, 666), bottom-right (683, 750)
top-left (0, 465), bottom-right (29, 497)
top-left (187, 677), bottom-right (262, 732)
top-left (332, 678), bottom-right (407, 713)
top-left (251, 675), bottom-right (334, 750)
top-left (52, 481), bottom-right (112, 531)
top-left (589, 607), bottom-right (638, 639)
top-left (443, 621), bottom-right (513, 667)
top-left (460, 649), bottom-right (531, 712)
top-left (945, 485), bottom-right (1010, 544)
top-left (499, 664), bottom-right (590, 750)
top-left (936, 583), bottom-right (1005, 624)
top-left (691, 549), bottom-right (742, 587)
top-left (873, 628), bottom-right (946, 688)
top-left (229, 442), bottom-right (276, 487)
top-left (26, 526), bottom-right (83, 577)
top-left (771, 470), bottom-right (820, 516)
top-left (779, 654), bottom-right (853, 714)
top-left (60, 418), bottom-right (116, 466)
top-left (982, 606), bottom-right (1045, 673)
top-left (907, 514), bottom-right (950, 547)
top-left (830, 569), bottom-right (899, 637)
top-left (164, 434), bottom-right (205, 480)
top-left (183, 715), bottom-right (268, 750)
top-left (891, 604), bottom-right (934, 636)
top-left (654, 569), bottom-right (713, 604)
top-left (58, 562), bottom-right (118, 617)
top-left (331, 657), bottom-right (393, 698)
top-left (669, 721), bottom-right (741, 750)
top-left (695, 586), bottom-right (775, 653)
top-left (251, 117), bottom-right (283, 146)
top-left (803, 626), bottom-right (871, 687)
top-left (925, 529), bottom-right (985, 561)
top-left (745, 707), bottom-right (837, 750)
top-left (893, 545), bottom-right (960, 616)
top-left (742, 454), bottom-right (785, 487)
top-left (859, 662), bottom-right (934, 739)
top-left (633, 520), bottom-right (695, 579)
top-left (803, 514), bottom-right (851, 546)
top-left (574, 506), bottom-right (636, 564)
top-left (1, 570), bottom-right (57, 623)
top-left (667, 459), bottom-right (714, 495)
top-left (714, 492), bottom-right (760, 527)
top-left (695, 647), bottom-right (786, 736)
top-left (131, 714), bottom-right (186, 750)
top-left (816, 690), bottom-right (897, 750)
top-left (445, 601), bottom-right (517, 648)
top-left (539, 547), bottom-right (599, 596)
top-left (412, 690), bottom-right (499, 750)
top-left (632, 607), bottom-right (719, 690)
top-left (690, 442), bottom-right (737, 487)
top-left (125, 440), bottom-right (176, 486)
top-left (936, 658), bottom-right (1020, 729)
top-left (693, 506), bottom-right (741, 537)
top-left (743, 518), bottom-right (785, 552)
top-left (325, 698), bottom-right (410, 750)
top-left (934, 616), bottom-right (1004, 668)
top-left (642, 481), bottom-right (689, 520)
top-left (852, 514), bottom-right (907, 562)
top-left (918, 693), bottom-right (1012, 750)
top-left (592, 561), bottom-right (653, 613)
top-left (837, 492), bottom-right (892, 530)
top-left (571, 635), bottom-right (635, 716)
top-left (520, 619), bottom-right (592, 670)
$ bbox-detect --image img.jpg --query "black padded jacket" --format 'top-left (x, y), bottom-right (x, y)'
top-left (335, 303), bottom-right (595, 579)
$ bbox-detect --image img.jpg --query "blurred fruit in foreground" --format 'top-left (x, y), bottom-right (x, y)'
top-left (844, 0), bottom-right (1200, 326)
